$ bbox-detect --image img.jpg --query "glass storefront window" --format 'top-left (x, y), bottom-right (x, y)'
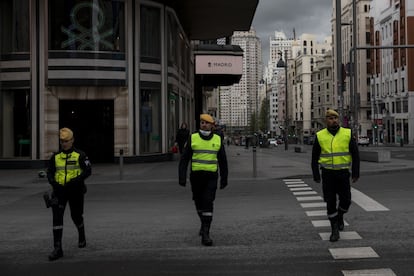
top-left (1, 0), bottom-right (31, 159)
top-left (140, 88), bottom-right (161, 153)
top-left (49, 0), bottom-right (125, 51)
top-left (0, 0), bottom-right (30, 53)
top-left (167, 12), bottom-right (178, 66)
top-left (140, 5), bottom-right (161, 62)
top-left (0, 90), bottom-right (31, 158)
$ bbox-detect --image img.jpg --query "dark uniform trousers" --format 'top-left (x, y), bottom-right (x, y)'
top-left (52, 189), bottom-right (85, 245)
top-left (321, 168), bottom-right (351, 216)
top-left (190, 171), bottom-right (218, 224)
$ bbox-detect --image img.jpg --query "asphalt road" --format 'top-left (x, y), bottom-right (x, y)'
top-left (1, 166), bottom-right (413, 275)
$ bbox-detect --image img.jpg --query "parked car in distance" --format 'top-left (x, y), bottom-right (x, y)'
top-left (268, 138), bottom-right (278, 147)
top-left (358, 136), bottom-right (370, 146)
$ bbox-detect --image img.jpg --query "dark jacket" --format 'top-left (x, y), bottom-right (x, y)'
top-left (175, 128), bottom-right (190, 153)
top-left (179, 131), bottom-right (228, 185)
top-left (47, 147), bottom-right (92, 194)
top-left (311, 128), bottom-right (360, 182)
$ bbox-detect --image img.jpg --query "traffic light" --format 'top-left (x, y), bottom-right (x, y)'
top-left (373, 124), bottom-right (378, 129)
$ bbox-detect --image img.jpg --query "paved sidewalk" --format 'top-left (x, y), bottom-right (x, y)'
top-left (1, 144), bottom-right (414, 188)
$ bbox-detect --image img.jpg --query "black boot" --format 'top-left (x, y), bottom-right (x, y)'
top-left (77, 224), bottom-right (86, 248)
top-left (200, 215), bottom-right (213, 246)
top-left (329, 217), bottom-right (340, 242)
top-left (197, 211), bottom-right (203, 236)
top-left (48, 243), bottom-right (63, 261)
top-left (49, 229), bottom-right (63, 261)
top-left (201, 223), bottom-right (213, 246)
top-left (337, 211), bottom-right (345, 231)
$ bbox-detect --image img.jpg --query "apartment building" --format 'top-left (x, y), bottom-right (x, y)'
top-left (333, 0), bottom-right (373, 139)
top-left (290, 34), bottom-right (332, 143)
top-left (267, 31), bottom-right (293, 136)
top-left (311, 50), bottom-right (334, 131)
top-left (219, 28), bottom-right (262, 131)
top-left (369, 0), bottom-right (414, 145)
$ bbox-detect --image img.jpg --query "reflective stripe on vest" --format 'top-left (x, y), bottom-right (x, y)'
top-left (316, 127), bottom-right (352, 170)
top-left (54, 151), bottom-right (81, 185)
top-left (191, 133), bottom-right (221, 172)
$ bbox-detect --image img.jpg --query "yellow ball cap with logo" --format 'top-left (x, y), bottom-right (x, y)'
top-left (200, 114), bottom-right (215, 124)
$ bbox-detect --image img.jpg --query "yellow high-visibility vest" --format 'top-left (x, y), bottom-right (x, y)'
top-left (317, 127), bottom-right (352, 170)
top-left (54, 151), bottom-right (82, 185)
top-left (191, 133), bottom-right (221, 172)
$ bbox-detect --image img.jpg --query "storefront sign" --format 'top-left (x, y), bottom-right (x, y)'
top-left (195, 55), bottom-right (243, 75)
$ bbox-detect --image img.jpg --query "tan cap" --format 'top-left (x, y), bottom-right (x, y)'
top-left (59, 128), bottom-right (73, 140)
top-left (200, 114), bottom-right (214, 124)
top-left (325, 109), bottom-right (339, 117)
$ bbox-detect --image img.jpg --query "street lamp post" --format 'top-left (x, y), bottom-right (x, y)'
top-left (277, 50), bottom-right (288, 151)
top-left (335, 0), bottom-right (344, 124)
top-left (284, 50), bottom-right (288, 151)
top-left (352, 0), bottom-right (358, 137)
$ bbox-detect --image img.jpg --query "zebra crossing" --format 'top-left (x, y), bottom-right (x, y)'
top-left (283, 178), bottom-right (396, 276)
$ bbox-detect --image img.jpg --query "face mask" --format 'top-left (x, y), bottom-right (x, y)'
top-left (199, 130), bottom-right (211, 136)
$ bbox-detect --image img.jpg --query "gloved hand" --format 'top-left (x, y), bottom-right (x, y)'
top-left (179, 178), bottom-right (186, 187)
top-left (220, 178), bottom-right (228, 189)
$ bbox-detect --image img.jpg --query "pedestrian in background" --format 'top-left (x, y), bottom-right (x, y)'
top-left (47, 128), bottom-right (92, 261)
top-left (179, 114), bottom-right (228, 246)
top-left (213, 122), bottom-right (224, 140)
top-left (175, 122), bottom-right (190, 154)
top-left (311, 109), bottom-right (360, 242)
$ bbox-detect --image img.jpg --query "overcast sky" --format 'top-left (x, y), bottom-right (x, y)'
top-left (252, 0), bottom-right (333, 65)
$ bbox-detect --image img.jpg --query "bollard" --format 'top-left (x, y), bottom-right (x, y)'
top-left (119, 149), bottom-right (124, 180)
top-left (252, 145), bottom-right (257, 177)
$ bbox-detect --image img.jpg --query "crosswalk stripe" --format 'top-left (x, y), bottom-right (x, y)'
top-left (293, 191), bottom-right (317, 196)
top-left (329, 247), bottom-right (379, 259)
top-left (285, 180), bottom-right (387, 272)
top-left (319, 231), bottom-right (362, 240)
top-left (283, 179), bottom-right (303, 182)
top-left (351, 188), bottom-right (389, 211)
top-left (285, 180), bottom-right (386, 272)
top-left (290, 187), bottom-right (312, 191)
top-left (342, 268), bottom-right (396, 276)
top-left (305, 210), bottom-right (326, 216)
top-left (296, 196), bottom-right (323, 201)
top-left (301, 202), bottom-right (326, 208)
top-left (287, 184), bottom-right (309, 187)
top-left (311, 219), bottom-right (349, 227)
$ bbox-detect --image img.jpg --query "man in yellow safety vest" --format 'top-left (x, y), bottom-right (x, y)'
top-left (47, 127), bottom-right (91, 261)
top-left (179, 114), bottom-right (228, 246)
top-left (311, 109), bottom-right (360, 242)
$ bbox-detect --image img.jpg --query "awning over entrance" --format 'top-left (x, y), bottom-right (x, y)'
top-left (155, 0), bottom-right (259, 40)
